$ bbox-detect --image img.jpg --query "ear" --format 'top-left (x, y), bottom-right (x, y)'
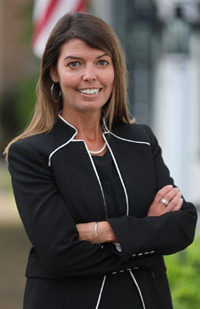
top-left (50, 67), bottom-right (59, 83)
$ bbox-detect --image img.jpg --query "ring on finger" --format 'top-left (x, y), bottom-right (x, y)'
top-left (159, 198), bottom-right (169, 206)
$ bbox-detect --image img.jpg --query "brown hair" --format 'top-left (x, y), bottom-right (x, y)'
top-left (4, 12), bottom-right (134, 158)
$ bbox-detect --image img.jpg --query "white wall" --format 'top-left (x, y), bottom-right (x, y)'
top-left (153, 35), bottom-right (200, 206)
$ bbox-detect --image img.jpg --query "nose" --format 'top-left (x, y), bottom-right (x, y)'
top-left (82, 65), bottom-right (97, 82)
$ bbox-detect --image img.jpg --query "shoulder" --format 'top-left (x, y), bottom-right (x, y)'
top-left (9, 117), bottom-right (75, 161)
top-left (8, 127), bottom-right (58, 169)
top-left (9, 133), bottom-right (51, 160)
top-left (111, 121), bottom-right (156, 145)
top-left (8, 134), bottom-right (56, 179)
top-left (8, 135), bottom-right (49, 171)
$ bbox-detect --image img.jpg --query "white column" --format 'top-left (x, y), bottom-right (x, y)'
top-left (186, 32), bottom-right (200, 203)
top-left (153, 53), bottom-right (190, 195)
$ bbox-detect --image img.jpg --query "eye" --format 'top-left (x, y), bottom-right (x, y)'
top-left (98, 60), bottom-right (108, 66)
top-left (68, 61), bottom-right (80, 68)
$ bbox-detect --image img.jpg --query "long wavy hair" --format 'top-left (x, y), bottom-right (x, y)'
top-left (4, 12), bottom-right (134, 158)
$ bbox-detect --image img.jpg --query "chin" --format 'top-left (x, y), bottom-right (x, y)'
top-left (76, 103), bottom-right (105, 112)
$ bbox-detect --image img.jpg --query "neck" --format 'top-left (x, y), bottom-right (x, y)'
top-left (60, 108), bottom-right (103, 141)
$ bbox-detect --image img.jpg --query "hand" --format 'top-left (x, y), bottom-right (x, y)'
top-left (76, 221), bottom-right (118, 244)
top-left (76, 222), bottom-right (97, 244)
top-left (148, 185), bottom-right (183, 217)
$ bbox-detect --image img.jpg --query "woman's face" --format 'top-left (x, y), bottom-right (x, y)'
top-left (50, 39), bottom-right (114, 114)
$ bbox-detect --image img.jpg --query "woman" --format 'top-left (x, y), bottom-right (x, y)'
top-left (5, 12), bottom-right (197, 309)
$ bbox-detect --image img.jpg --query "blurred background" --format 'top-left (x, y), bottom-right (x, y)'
top-left (0, 0), bottom-right (200, 308)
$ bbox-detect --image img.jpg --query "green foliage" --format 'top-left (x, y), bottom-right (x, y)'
top-left (15, 73), bottom-right (38, 131)
top-left (164, 236), bottom-right (200, 309)
top-left (17, 1), bottom-right (35, 45)
top-left (0, 163), bottom-right (12, 191)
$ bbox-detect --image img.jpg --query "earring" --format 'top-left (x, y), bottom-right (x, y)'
top-left (51, 83), bottom-right (61, 103)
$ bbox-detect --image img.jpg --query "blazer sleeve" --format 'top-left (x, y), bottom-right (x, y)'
top-left (8, 139), bottom-right (157, 277)
top-left (107, 125), bottom-right (198, 263)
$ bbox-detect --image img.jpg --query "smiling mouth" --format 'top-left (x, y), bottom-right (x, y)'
top-left (77, 88), bottom-right (102, 95)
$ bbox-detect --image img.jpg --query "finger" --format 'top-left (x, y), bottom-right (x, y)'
top-left (155, 185), bottom-right (174, 203)
top-left (172, 198), bottom-right (183, 211)
top-left (164, 192), bottom-right (182, 212)
top-left (162, 187), bottom-right (180, 205)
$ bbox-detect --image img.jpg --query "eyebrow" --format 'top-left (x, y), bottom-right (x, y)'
top-left (63, 53), bottom-right (108, 61)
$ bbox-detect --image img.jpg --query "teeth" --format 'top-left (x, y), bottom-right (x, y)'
top-left (78, 88), bottom-right (100, 95)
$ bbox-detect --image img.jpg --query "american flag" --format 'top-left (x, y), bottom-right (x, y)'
top-left (32, 0), bottom-right (87, 58)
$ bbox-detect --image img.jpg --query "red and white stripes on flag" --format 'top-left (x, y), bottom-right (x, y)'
top-left (32, 0), bottom-right (87, 58)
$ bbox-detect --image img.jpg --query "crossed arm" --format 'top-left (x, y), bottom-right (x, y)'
top-left (76, 185), bottom-right (183, 244)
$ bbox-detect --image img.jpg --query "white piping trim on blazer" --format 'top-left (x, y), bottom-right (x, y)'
top-left (94, 275), bottom-right (107, 309)
top-left (58, 113), bottom-right (78, 130)
top-left (48, 135), bottom-right (76, 166)
top-left (48, 115), bottom-right (150, 166)
top-left (48, 114), bottom-right (78, 166)
top-left (103, 118), bottom-right (148, 306)
top-left (72, 139), bottom-right (108, 218)
top-left (103, 132), bottom-right (129, 216)
top-left (102, 118), bottom-right (150, 146)
top-left (129, 270), bottom-right (147, 309)
top-left (55, 114), bottom-right (108, 218)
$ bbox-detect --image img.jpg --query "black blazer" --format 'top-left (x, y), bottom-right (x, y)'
top-left (8, 115), bottom-right (197, 309)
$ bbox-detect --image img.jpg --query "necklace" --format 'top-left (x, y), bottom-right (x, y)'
top-left (89, 142), bottom-right (107, 155)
